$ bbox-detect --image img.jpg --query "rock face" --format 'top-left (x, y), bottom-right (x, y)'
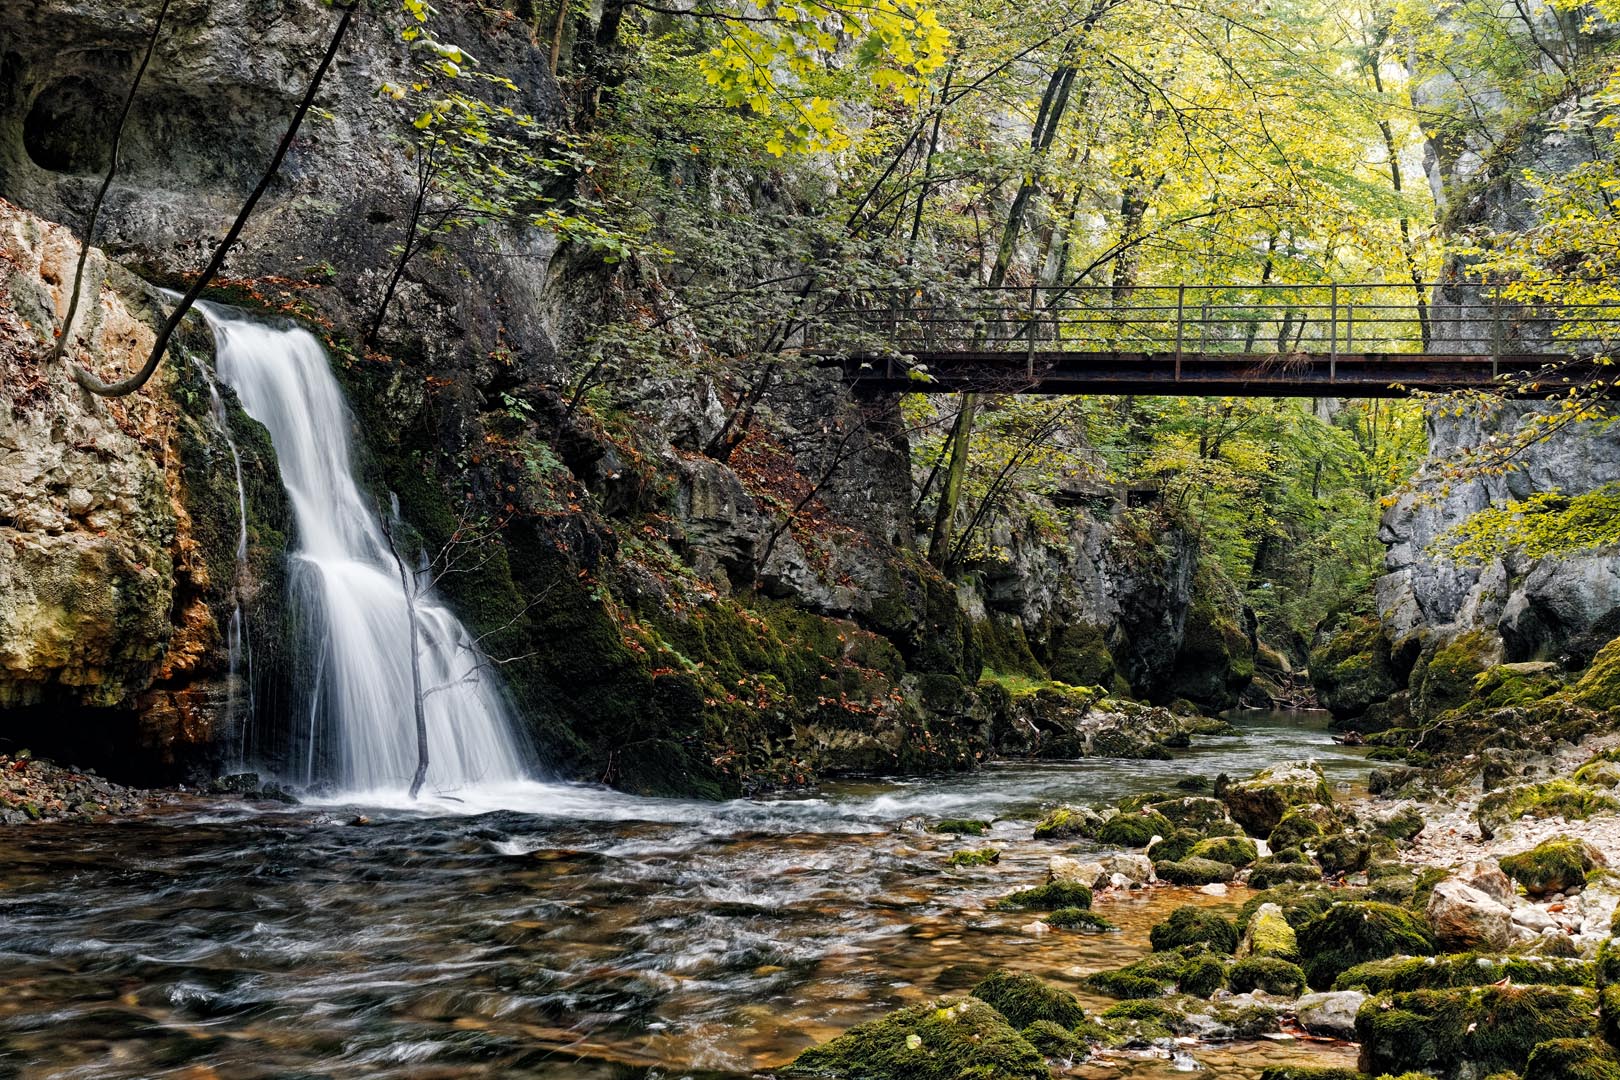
top-left (0, 200), bottom-right (288, 777)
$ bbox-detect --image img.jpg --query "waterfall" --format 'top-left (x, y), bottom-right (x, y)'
top-left (196, 304), bottom-right (532, 797)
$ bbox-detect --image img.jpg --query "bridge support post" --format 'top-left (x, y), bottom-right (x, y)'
top-left (1329, 284), bottom-right (1338, 384)
top-left (1174, 284), bottom-right (1185, 382)
top-left (1026, 282), bottom-right (1038, 379)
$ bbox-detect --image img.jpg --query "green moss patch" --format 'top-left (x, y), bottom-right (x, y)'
top-left (1188, 835), bottom-right (1258, 867)
top-left (970, 970), bottom-right (1087, 1029)
top-left (1151, 906), bottom-right (1239, 954)
top-left (787, 997), bottom-right (1048, 1080)
top-left (1155, 857), bottom-right (1238, 885)
top-left (1499, 837), bottom-right (1607, 896)
top-left (1523, 1038), bottom-right (1620, 1080)
top-left (1355, 985), bottom-right (1601, 1079)
top-left (991, 881), bottom-right (1093, 912)
top-left (1229, 957), bottom-right (1307, 996)
top-left (1297, 901), bottom-right (1437, 989)
top-left (1046, 907), bottom-right (1116, 932)
top-left (1479, 781), bottom-right (1619, 831)
top-left (932, 818), bottom-right (990, 836)
top-left (946, 847), bottom-right (1001, 868)
top-left (1335, 954), bottom-right (1593, 993)
top-left (1096, 810), bottom-right (1173, 847)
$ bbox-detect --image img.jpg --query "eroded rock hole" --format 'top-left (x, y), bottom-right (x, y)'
top-left (24, 77), bottom-right (119, 174)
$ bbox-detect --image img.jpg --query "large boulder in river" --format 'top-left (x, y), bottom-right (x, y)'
top-left (1427, 879), bottom-right (1513, 951)
top-left (1294, 990), bottom-right (1365, 1040)
top-left (1222, 761), bottom-right (1334, 836)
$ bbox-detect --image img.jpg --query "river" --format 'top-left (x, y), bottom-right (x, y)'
top-left (0, 711), bottom-right (1370, 1079)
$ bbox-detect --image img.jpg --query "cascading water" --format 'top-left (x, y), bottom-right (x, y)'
top-left (196, 304), bottom-right (532, 797)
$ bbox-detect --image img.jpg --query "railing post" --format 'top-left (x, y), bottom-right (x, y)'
top-left (1346, 300), bottom-right (1354, 352)
top-left (1174, 284), bottom-right (1186, 382)
top-left (1329, 284), bottom-right (1339, 383)
top-left (1027, 281), bottom-right (1038, 379)
top-left (1489, 276), bottom-right (1502, 380)
top-left (1200, 302), bottom-right (1209, 354)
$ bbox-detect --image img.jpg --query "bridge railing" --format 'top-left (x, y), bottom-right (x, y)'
top-left (806, 282), bottom-right (1620, 362)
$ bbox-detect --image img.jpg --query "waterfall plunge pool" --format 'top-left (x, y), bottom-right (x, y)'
top-left (0, 710), bottom-right (1370, 1079)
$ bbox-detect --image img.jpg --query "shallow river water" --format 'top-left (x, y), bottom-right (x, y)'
top-left (0, 712), bottom-right (1371, 1079)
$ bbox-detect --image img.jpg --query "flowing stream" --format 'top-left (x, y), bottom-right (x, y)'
top-left (0, 712), bottom-right (1370, 1079)
top-left (198, 305), bottom-right (532, 797)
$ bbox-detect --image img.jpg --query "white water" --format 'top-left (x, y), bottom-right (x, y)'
top-left (198, 305), bottom-right (532, 797)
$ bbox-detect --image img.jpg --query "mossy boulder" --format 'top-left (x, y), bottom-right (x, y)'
top-left (787, 996), bottom-right (1048, 1080)
top-left (1355, 985), bottom-right (1601, 1079)
top-left (1096, 810), bottom-right (1174, 848)
top-left (1310, 612), bottom-right (1400, 720)
top-left (1316, 831), bottom-right (1376, 875)
top-left (1032, 804), bottom-right (1102, 840)
top-left (1147, 828), bottom-right (1208, 864)
top-left (1178, 953), bottom-right (1229, 997)
top-left (1086, 950), bottom-right (1195, 999)
top-left (969, 970), bottom-right (1087, 1029)
top-left (1499, 838), bottom-right (1607, 897)
top-left (1240, 902), bottom-right (1301, 962)
top-left (933, 818), bottom-right (990, 836)
top-left (1258, 1069), bottom-right (1366, 1080)
top-left (1574, 634), bottom-right (1620, 711)
top-left (1224, 761), bottom-right (1335, 836)
top-left (1229, 956), bottom-right (1308, 996)
top-left (991, 881), bottom-right (1093, 911)
top-left (1046, 907), bottom-right (1115, 932)
top-left (946, 848), bottom-right (1001, 868)
top-left (1479, 781), bottom-right (1619, 832)
top-left (1155, 857), bottom-right (1238, 885)
top-left (1412, 631), bottom-right (1498, 721)
top-left (1297, 901), bottom-right (1437, 989)
top-left (1523, 1038), bottom-right (1620, 1080)
top-left (1336, 953), bottom-right (1593, 993)
top-left (1249, 856), bottom-right (1324, 889)
top-left (1151, 906), bottom-right (1239, 954)
top-left (1019, 1019), bottom-right (1092, 1059)
top-left (1188, 835), bottom-right (1259, 867)
top-left (1269, 803), bottom-right (1339, 850)
top-left (1147, 796), bottom-right (1233, 831)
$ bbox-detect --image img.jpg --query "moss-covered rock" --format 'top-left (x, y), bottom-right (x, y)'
top-left (1240, 902), bottom-right (1301, 962)
top-left (1316, 831), bottom-right (1375, 875)
top-left (1310, 612), bottom-right (1400, 720)
top-left (933, 818), bottom-right (990, 836)
top-left (1032, 804), bottom-right (1101, 840)
top-left (1257, 1069), bottom-right (1366, 1080)
top-left (1096, 810), bottom-right (1174, 848)
top-left (1046, 907), bottom-right (1115, 932)
top-left (1269, 804), bottom-right (1338, 851)
top-left (1147, 828), bottom-right (1206, 864)
top-left (1412, 631), bottom-right (1498, 722)
top-left (991, 881), bottom-right (1093, 911)
top-left (1479, 782), bottom-right (1620, 832)
top-left (1250, 856), bottom-right (1324, 889)
top-left (1147, 796), bottom-right (1233, 831)
top-left (1151, 906), bottom-right (1239, 954)
top-left (1229, 957), bottom-right (1308, 996)
top-left (787, 996), bottom-right (1049, 1080)
top-left (1224, 761), bottom-right (1335, 836)
top-left (970, 970), bottom-right (1087, 1029)
top-left (1355, 985), bottom-right (1601, 1079)
top-left (1155, 857), bottom-right (1238, 885)
top-left (1178, 953), bottom-right (1229, 997)
top-left (1297, 901), bottom-right (1437, 989)
top-left (1499, 838), bottom-right (1607, 897)
top-left (946, 847), bottom-right (1001, 868)
top-left (1019, 1019), bottom-right (1092, 1059)
top-left (1522, 1038), bottom-right (1620, 1080)
top-left (1574, 634), bottom-right (1620, 711)
top-left (1188, 835), bottom-right (1259, 867)
top-left (1335, 954), bottom-right (1593, 993)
